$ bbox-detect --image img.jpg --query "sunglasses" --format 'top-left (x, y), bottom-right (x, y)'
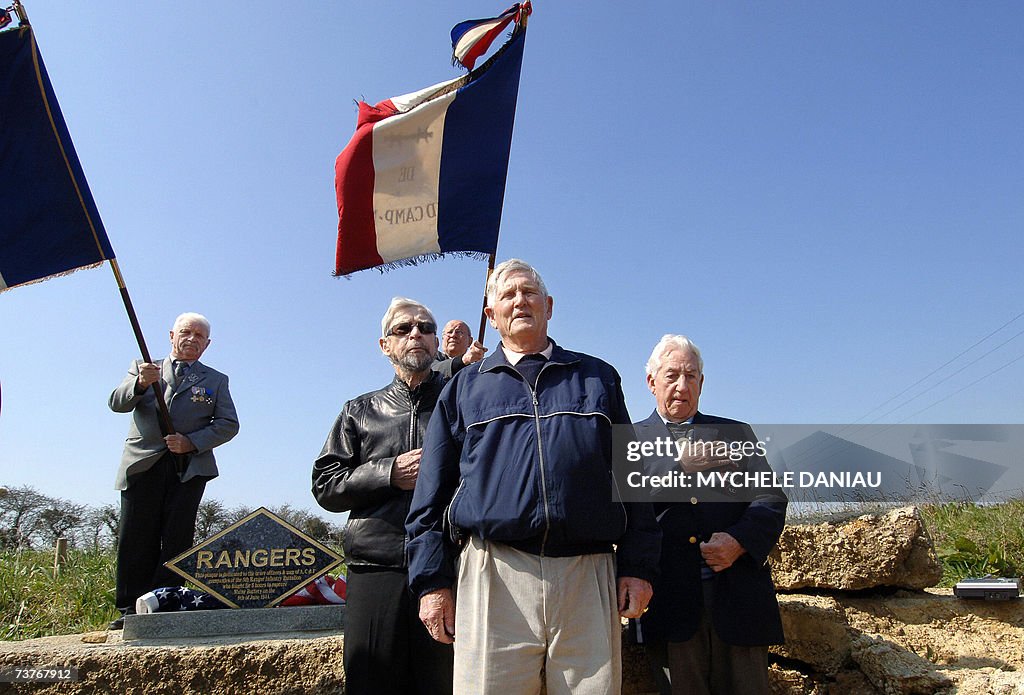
top-left (386, 321), bottom-right (437, 337)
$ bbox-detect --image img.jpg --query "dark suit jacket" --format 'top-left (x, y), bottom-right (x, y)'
top-left (635, 410), bottom-right (787, 646)
top-left (109, 357), bottom-right (239, 490)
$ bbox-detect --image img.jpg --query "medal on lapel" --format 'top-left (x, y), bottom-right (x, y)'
top-left (190, 386), bottom-right (213, 404)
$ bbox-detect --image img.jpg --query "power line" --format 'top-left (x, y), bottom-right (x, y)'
top-left (899, 350), bottom-right (1024, 422)
top-left (868, 324), bottom-right (1024, 423)
top-left (850, 308), bottom-right (1024, 425)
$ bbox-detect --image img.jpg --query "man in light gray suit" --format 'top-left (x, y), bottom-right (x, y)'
top-left (108, 312), bottom-right (239, 628)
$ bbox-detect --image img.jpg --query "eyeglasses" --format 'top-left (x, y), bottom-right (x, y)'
top-left (386, 321), bottom-right (437, 337)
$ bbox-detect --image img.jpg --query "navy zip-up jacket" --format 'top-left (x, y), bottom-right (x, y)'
top-left (406, 340), bottom-right (661, 598)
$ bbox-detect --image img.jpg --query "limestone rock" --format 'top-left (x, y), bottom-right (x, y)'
top-left (0, 632), bottom-right (346, 694)
top-left (775, 589), bottom-right (1024, 693)
top-left (769, 664), bottom-right (826, 694)
top-left (770, 507), bottom-right (943, 591)
top-left (851, 632), bottom-right (953, 694)
top-left (947, 669), bottom-right (1024, 695)
top-left (78, 632), bottom-right (107, 644)
top-left (774, 594), bottom-right (854, 675)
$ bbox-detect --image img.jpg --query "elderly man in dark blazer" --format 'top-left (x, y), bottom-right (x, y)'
top-left (634, 334), bottom-right (786, 695)
top-left (108, 312), bottom-right (239, 628)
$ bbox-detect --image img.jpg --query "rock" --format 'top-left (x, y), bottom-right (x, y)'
top-left (770, 507), bottom-right (943, 591)
top-left (0, 632), bottom-right (346, 694)
top-left (775, 594), bottom-right (854, 675)
top-left (949, 669), bottom-right (1024, 695)
top-left (774, 589), bottom-right (1024, 693)
top-left (769, 664), bottom-right (824, 694)
top-left (79, 632), bottom-right (107, 644)
top-left (851, 633), bottom-right (952, 694)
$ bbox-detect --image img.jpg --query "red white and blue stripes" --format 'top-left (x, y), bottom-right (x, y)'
top-left (334, 15), bottom-right (526, 276)
top-left (451, 2), bottom-right (531, 71)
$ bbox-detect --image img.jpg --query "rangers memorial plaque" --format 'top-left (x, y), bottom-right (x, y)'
top-left (166, 507), bottom-right (344, 608)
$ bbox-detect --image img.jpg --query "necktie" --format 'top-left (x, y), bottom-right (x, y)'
top-left (666, 421), bottom-right (692, 442)
top-left (174, 361), bottom-right (188, 384)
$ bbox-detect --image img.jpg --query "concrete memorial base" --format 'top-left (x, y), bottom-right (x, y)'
top-left (122, 604), bottom-right (345, 640)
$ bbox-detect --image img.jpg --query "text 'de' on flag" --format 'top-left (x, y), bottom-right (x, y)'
top-left (333, 19), bottom-right (527, 276)
top-left (0, 26), bottom-right (114, 292)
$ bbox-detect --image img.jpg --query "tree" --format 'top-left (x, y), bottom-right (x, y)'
top-left (37, 503), bottom-right (86, 548)
top-left (0, 484), bottom-right (51, 548)
top-left (195, 499), bottom-right (230, 540)
top-left (83, 504), bottom-right (119, 549)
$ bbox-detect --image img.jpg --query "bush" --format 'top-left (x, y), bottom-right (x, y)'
top-left (920, 498), bottom-right (1024, 587)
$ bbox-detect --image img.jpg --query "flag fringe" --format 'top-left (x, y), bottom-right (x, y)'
top-left (333, 251), bottom-right (491, 278)
top-left (0, 260), bottom-right (106, 293)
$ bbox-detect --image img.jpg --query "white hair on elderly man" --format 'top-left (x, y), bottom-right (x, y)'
top-left (173, 312), bottom-right (211, 334)
top-left (380, 297), bottom-right (437, 338)
top-left (485, 258), bottom-right (549, 305)
top-left (645, 334), bottom-right (704, 378)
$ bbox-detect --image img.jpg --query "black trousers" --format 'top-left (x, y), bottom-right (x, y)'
top-left (646, 580), bottom-right (771, 695)
top-left (115, 452), bottom-right (207, 612)
top-left (344, 566), bottom-right (454, 695)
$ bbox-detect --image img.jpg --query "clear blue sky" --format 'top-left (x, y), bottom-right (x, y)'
top-left (1, 1), bottom-right (1022, 515)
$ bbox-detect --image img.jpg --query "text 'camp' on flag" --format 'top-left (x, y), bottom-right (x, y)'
top-left (333, 2), bottom-right (530, 276)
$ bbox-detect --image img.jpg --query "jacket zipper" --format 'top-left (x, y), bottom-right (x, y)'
top-left (402, 386), bottom-right (420, 569)
top-left (408, 387), bottom-right (419, 449)
top-left (525, 365), bottom-right (551, 556)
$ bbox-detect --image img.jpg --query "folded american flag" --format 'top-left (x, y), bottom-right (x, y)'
top-left (136, 586), bottom-right (227, 614)
top-left (280, 573), bottom-right (347, 606)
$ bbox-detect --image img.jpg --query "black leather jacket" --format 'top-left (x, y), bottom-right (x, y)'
top-left (312, 371), bottom-right (445, 568)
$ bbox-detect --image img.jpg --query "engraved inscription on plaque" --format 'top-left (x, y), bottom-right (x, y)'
top-left (166, 507), bottom-right (343, 608)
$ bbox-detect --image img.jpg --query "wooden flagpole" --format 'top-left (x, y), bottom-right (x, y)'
top-left (108, 259), bottom-right (183, 472)
top-left (475, 3), bottom-right (530, 345)
top-left (476, 252), bottom-right (496, 343)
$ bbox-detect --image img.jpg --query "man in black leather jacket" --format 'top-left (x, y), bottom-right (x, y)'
top-left (312, 297), bottom-right (453, 695)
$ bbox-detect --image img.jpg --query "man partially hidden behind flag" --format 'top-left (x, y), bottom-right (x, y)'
top-left (0, 23), bottom-right (115, 292)
top-left (333, 2), bottom-right (530, 276)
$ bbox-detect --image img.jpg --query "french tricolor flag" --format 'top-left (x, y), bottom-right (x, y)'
top-left (451, 3), bottom-right (529, 71)
top-left (334, 8), bottom-right (527, 276)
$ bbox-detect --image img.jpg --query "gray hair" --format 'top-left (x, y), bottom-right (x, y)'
top-left (645, 334), bottom-right (704, 378)
top-left (380, 297), bottom-right (436, 338)
top-left (486, 258), bottom-right (548, 306)
top-left (173, 312), bottom-right (211, 335)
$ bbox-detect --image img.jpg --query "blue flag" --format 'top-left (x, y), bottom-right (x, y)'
top-left (0, 26), bottom-right (115, 292)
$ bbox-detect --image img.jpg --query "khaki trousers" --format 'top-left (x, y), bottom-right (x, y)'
top-left (454, 536), bottom-right (621, 695)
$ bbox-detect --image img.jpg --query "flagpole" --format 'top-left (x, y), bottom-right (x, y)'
top-left (474, 2), bottom-right (529, 344)
top-left (476, 252), bottom-right (496, 343)
top-left (11, 0), bottom-right (29, 25)
top-left (108, 259), bottom-right (182, 471)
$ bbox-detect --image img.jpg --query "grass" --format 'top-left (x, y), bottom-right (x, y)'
top-left (920, 497), bottom-right (1024, 587)
top-left (0, 547), bottom-right (118, 641)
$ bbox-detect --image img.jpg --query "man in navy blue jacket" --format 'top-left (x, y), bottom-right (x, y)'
top-left (634, 334), bottom-right (787, 695)
top-left (407, 259), bottom-right (660, 694)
